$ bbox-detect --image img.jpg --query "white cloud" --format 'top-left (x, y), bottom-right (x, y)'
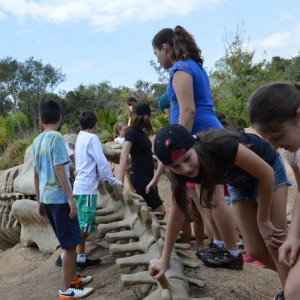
top-left (0, 0), bottom-right (225, 31)
top-left (250, 24), bottom-right (300, 60)
top-left (0, 10), bottom-right (6, 20)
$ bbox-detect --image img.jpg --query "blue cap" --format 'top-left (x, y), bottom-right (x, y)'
top-left (158, 92), bottom-right (170, 112)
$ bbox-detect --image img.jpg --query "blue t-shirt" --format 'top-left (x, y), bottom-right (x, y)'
top-left (32, 131), bottom-right (70, 204)
top-left (167, 59), bottom-right (223, 134)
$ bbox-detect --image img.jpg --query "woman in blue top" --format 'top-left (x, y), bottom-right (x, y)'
top-left (152, 25), bottom-right (222, 133)
top-left (147, 25), bottom-right (241, 269)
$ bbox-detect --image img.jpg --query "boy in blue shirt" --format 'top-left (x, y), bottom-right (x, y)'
top-left (32, 100), bottom-right (94, 299)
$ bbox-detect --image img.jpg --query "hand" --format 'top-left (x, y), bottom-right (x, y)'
top-left (278, 237), bottom-right (300, 267)
top-left (110, 189), bottom-right (120, 200)
top-left (148, 258), bottom-right (168, 280)
top-left (68, 198), bottom-right (77, 219)
top-left (37, 202), bottom-right (48, 220)
top-left (146, 178), bottom-right (158, 194)
top-left (258, 220), bottom-right (286, 248)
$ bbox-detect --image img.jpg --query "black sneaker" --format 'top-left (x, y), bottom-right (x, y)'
top-left (273, 291), bottom-right (284, 300)
top-left (54, 255), bottom-right (62, 269)
top-left (76, 258), bottom-right (102, 271)
top-left (195, 242), bottom-right (225, 260)
top-left (202, 249), bottom-right (244, 270)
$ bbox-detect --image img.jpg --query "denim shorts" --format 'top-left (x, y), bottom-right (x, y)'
top-left (227, 152), bottom-right (291, 205)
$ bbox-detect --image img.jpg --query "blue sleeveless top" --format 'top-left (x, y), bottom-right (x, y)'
top-left (167, 58), bottom-right (223, 134)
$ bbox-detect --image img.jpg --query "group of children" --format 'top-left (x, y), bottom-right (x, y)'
top-left (33, 81), bottom-right (300, 300)
top-left (33, 101), bottom-right (122, 299)
top-left (146, 81), bottom-right (300, 300)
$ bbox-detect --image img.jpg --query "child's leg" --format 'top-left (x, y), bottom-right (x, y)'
top-left (231, 200), bottom-right (276, 270)
top-left (192, 208), bottom-right (205, 251)
top-left (210, 185), bottom-right (238, 251)
top-left (187, 188), bottom-right (205, 249)
top-left (61, 246), bottom-right (77, 291)
top-left (77, 232), bottom-right (88, 256)
top-left (193, 185), bottom-right (220, 241)
top-left (125, 169), bottom-right (135, 192)
top-left (267, 184), bottom-right (289, 287)
top-left (284, 256), bottom-right (300, 299)
top-left (179, 217), bottom-right (192, 243)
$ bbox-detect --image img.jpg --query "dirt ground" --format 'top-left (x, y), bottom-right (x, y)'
top-left (0, 131), bottom-right (296, 300)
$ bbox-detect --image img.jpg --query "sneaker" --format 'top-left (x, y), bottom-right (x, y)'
top-left (71, 275), bottom-right (93, 288)
top-left (196, 242), bottom-right (225, 260)
top-left (59, 286), bottom-right (94, 299)
top-left (254, 260), bottom-right (263, 267)
top-left (76, 258), bottom-right (102, 271)
top-left (273, 291), bottom-right (284, 300)
top-left (202, 249), bottom-right (244, 270)
top-left (238, 243), bottom-right (247, 254)
top-left (243, 253), bottom-right (255, 263)
top-left (55, 255), bottom-right (62, 269)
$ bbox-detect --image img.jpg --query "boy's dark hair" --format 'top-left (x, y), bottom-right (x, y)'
top-left (39, 100), bottom-right (62, 124)
top-left (78, 110), bottom-right (97, 130)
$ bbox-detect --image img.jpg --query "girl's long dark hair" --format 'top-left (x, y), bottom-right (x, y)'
top-left (128, 114), bottom-right (153, 136)
top-left (169, 128), bottom-right (240, 217)
top-left (152, 25), bottom-right (204, 65)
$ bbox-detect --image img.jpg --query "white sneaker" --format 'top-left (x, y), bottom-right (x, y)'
top-left (71, 275), bottom-right (93, 287)
top-left (59, 286), bottom-right (94, 299)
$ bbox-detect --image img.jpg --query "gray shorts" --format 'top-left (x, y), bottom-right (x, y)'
top-left (227, 152), bottom-right (291, 205)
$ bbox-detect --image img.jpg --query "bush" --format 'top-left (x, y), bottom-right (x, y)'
top-left (0, 136), bottom-right (34, 170)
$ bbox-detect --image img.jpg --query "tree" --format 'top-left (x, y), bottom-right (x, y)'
top-left (209, 27), bottom-right (289, 127)
top-left (0, 57), bottom-right (21, 114)
top-left (286, 52), bottom-right (300, 82)
top-left (149, 60), bottom-right (169, 84)
top-left (18, 57), bottom-right (66, 127)
top-left (0, 56), bottom-right (66, 127)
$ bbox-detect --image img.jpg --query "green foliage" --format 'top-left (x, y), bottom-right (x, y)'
top-left (210, 27), bottom-right (294, 127)
top-left (0, 111), bottom-right (30, 150)
top-left (151, 113), bottom-right (169, 133)
top-left (0, 117), bottom-right (9, 149)
top-left (0, 136), bottom-right (34, 170)
top-left (96, 110), bottom-right (119, 143)
top-left (0, 56), bottom-right (66, 128)
top-left (4, 111), bottom-right (30, 135)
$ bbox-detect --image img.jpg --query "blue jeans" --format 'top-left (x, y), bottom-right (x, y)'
top-left (227, 152), bottom-right (290, 205)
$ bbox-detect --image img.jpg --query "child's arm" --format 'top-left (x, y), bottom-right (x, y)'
top-left (149, 201), bottom-right (185, 280)
top-left (118, 141), bottom-right (132, 184)
top-left (234, 144), bottom-right (285, 246)
top-left (95, 141), bottom-right (122, 186)
top-left (279, 164), bottom-right (300, 266)
top-left (146, 161), bottom-right (166, 193)
top-left (54, 164), bottom-right (77, 219)
top-left (33, 167), bottom-right (47, 219)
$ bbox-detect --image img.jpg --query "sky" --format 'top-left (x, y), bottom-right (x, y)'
top-left (0, 0), bottom-right (300, 93)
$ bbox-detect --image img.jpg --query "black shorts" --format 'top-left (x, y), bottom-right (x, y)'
top-left (42, 203), bottom-right (82, 249)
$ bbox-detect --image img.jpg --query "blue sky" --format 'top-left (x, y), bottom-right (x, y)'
top-left (0, 0), bottom-right (299, 92)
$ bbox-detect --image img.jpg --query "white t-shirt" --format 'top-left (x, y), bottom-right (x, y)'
top-left (73, 131), bottom-right (121, 195)
top-left (114, 137), bottom-right (125, 145)
top-left (284, 149), bottom-right (300, 170)
top-left (64, 140), bottom-right (74, 178)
